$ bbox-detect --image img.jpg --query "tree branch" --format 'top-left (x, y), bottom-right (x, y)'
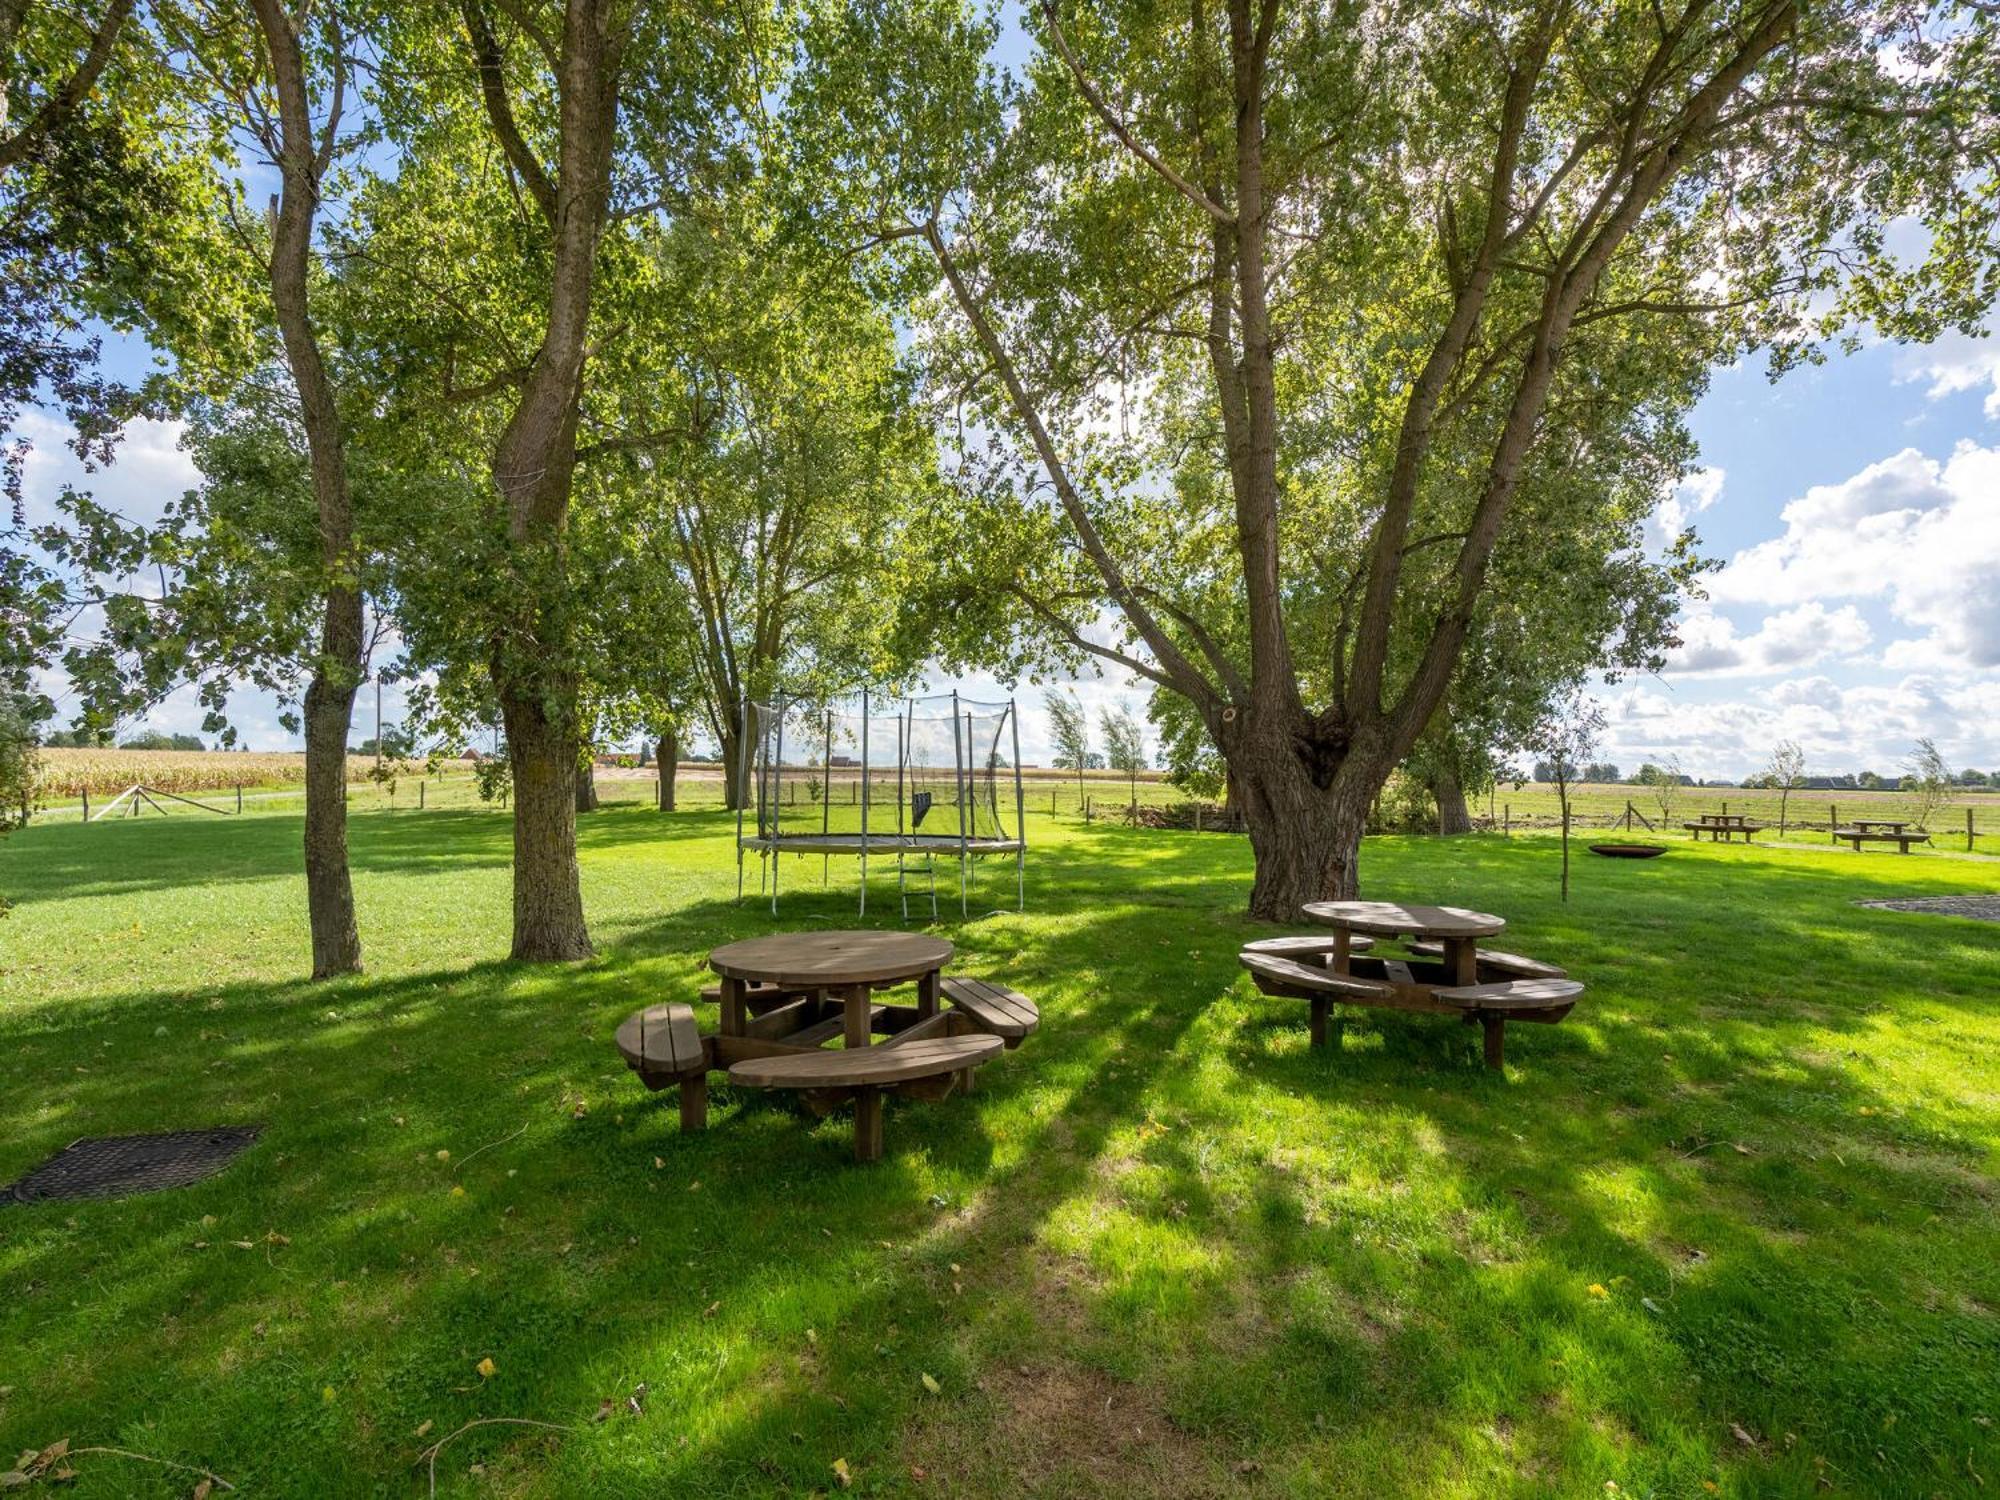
top-left (459, 0), bottom-right (557, 227)
top-left (0, 0), bottom-right (135, 174)
top-left (1039, 0), bottom-right (1236, 226)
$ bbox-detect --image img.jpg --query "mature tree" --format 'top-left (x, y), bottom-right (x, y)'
top-left (2, 0), bottom-right (233, 745)
top-left (365, 0), bottom-right (767, 960)
top-left (1044, 687), bottom-right (1090, 803)
top-left (1100, 699), bottom-right (1146, 810)
top-left (589, 217), bottom-right (932, 807)
top-left (35, 0), bottom-right (385, 977)
top-left (1765, 739), bottom-right (1806, 836)
top-left (801, 0), bottom-right (1998, 917)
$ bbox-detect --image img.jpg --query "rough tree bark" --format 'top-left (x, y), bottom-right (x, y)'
top-left (575, 756), bottom-right (598, 812)
top-left (1431, 764), bottom-right (1474, 835)
top-left (461, 0), bottom-right (628, 960)
top-left (656, 725), bottom-right (676, 810)
top-left (251, 0), bottom-right (362, 978)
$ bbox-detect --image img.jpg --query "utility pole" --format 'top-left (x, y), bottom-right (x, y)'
top-left (374, 675), bottom-right (383, 768)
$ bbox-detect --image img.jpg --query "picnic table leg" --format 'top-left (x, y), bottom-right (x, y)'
top-left (719, 976), bottom-right (747, 1037)
top-left (852, 1090), bottom-right (885, 1161)
top-left (1332, 930), bottom-right (1352, 975)
top-left (842, 983), bottom-right (873, 1048)
top-left (1309, 996), bottom-right (1330, 1049)
top-left (678, 1072), bottom-right (708, 1131)
top-left (1443, 937), bottom-right (1478, 986)
top-left (1480, 1014), bottom-right (1506, 1071)
top-left (916, 967), bottom-right (940, 1019)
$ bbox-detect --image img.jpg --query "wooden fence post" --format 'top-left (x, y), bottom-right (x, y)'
top-left (1969, 806), bottom-right (1976, 852)
top-left (419, 780), bottom-right (425, 810)
top-left (81, 786), bottom-right (89, 821)
top-left (1503, 803), bottom-right (1510, 837)
top-left (236, 782), bottom-right (243, 814)
top-left (1831, 801), bottom-right (1838, 842)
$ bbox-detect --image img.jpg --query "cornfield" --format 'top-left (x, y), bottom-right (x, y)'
top-left (31, 748), bottom-right (378, 801)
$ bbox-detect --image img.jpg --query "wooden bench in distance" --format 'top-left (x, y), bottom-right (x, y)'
top-left (941, 978), bottom-right (1040, 1047)
top-left (1432, 977), bottom-right (1584, 1070)
top-left (728, 1035), bottom-right (1004, 1161)
top-left (1832, 827), bottom-right (1932, 854)
top-left (1408, 941), bottom-right (1567, 980)
top-left (615, 1003), bottom-right (712, 1130)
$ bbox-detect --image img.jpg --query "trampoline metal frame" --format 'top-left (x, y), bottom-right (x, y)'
top-left (734, 688), bottom-right (1026, 920)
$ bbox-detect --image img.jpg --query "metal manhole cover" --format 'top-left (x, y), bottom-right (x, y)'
top-left (1857, 895), bottom-right (2000, 922)
top-left (2, 1126), bottom-right (263, 1205)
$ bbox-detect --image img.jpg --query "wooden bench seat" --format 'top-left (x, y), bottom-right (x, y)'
top-left (941, 977), bottom-right (1040, 1047)
top-left (1239, 950), bottom-right (1397, 1050)
top-left (1238, 933), bottom-right (1375, 965)
top-left (728, 1036), bottom-right (1005, 1161)
top-left (1832, 827), bottom-right (1931, 853)
top-left (1408, 942), bottom-right (1568, 980)
top-left (1432, 978), bottom-right (1584, 1069)
top-left (615, 1004), bottom-right (712, 1130)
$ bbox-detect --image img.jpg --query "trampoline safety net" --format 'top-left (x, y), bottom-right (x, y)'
top-left (737, 690), bottom-right (1025, 918)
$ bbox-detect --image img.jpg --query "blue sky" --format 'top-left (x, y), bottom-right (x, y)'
top-left (25, 323), bottom-right (1998, 782)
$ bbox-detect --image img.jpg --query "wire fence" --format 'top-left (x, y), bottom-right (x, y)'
top-left (25, 766), bottom-right (2000, 856)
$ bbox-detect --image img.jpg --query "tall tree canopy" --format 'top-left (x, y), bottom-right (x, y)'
top-left (799, 0), bottom-right (1998, 915)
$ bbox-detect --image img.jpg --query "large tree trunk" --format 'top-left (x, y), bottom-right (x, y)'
top-left (718, 725), bottom-right (747, 811)
top-left (656, 727), bottom-right (677, 810)
top-left (503, 685), bottom-right (591, 961)
top-left (251, 0), bottom-right (362, 979)
top-left (301, 598), bottom-right (363, 979)
top-left (575, 756), bottom-right (598, 813)
top-left (1432, 762), bottom-right (1474, 835)
top-left (1224, 715), bottom-right (1377, 920)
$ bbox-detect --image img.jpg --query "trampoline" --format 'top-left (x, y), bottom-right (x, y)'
top-left (736, 689), bottom-right (1025, 918)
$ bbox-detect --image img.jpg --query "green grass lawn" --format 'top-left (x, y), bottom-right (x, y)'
top-left (1, 804), bottom-right (1996, 1497)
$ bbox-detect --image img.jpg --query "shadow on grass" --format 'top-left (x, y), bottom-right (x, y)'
top-left (1, 819), bottom-right (1995, 1496)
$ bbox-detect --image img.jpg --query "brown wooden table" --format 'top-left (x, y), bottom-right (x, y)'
top-left (708, 930), bottom-right (953, 1051)
top-left (1262, 900), bottom-right (1578, 1067)
top-left (1301, 900), bottom-right (1505, 985)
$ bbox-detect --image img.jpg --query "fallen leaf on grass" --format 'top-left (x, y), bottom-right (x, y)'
top-left (413, 1420), bottom-right (433, 1439)
top-left (1731, 1422), bottom-right (1758, 1446)
top-left (1587, 1283), bottom-right (1609, 1299)
top-left (192, 1481), bottom-right (213, 1499)
top-left (832, 1457), bottom-right (853, 1488)
top-left (920, 1373), bottom-right (941, 1395)
top-left (476, 1357), bottom-right (496, 1378)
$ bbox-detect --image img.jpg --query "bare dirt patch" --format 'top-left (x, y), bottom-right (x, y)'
top-left (907, 1357), bottom-right (1233, 1499)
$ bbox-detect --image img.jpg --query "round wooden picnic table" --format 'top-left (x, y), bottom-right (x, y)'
top-left (709, 930), bottom-right (954, 1048)
top-left (1301, 900), bottom-right (1504, 985)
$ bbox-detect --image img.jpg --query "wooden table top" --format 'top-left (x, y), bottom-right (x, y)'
top-left (1301, 900), bottom-right (1506, 940)
top-left (709, 929), bottom-right (954, 986)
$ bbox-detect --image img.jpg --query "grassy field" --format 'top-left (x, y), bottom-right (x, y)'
top-left (1, 803), bottom-right (1996, 1496)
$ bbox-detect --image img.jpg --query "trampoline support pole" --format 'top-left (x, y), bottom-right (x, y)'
top-left (735, 697), bottom-right (748, 903)
top-left (952, 693), bottom-right (969, 919)
top-left (859, 687), bottom-right (869, 918)
top-left (771, 693), bottom-right (784, 917)
top-left (1011, 698), bottom-right (1025, 911)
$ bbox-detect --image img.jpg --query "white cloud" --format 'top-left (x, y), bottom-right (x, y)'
top-left (1894, 329), bottom-right (2000, 420)
top-left (1667, 601), bottom-right (1872, 676)
top-left (1595, 672), bottom-right (2000, 781)
top-left (15, 409), bottom-right (199, 531)
top-left (1646, 465), bottom-right (1725, 549)
top-left (1705, 443), bottom-right (2000, 668)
